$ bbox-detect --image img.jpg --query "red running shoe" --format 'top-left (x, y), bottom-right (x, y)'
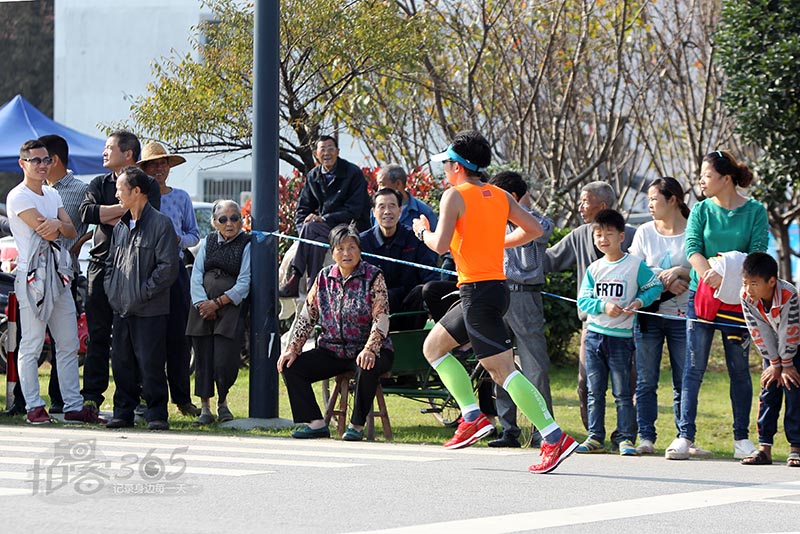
top-left (529, 433), bottom-right (577, 474)
top-left (443, 414), bottom-right (494, 449)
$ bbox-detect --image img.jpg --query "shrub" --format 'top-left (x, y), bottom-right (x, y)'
top-left (543, 227), bottom-right (582, 364)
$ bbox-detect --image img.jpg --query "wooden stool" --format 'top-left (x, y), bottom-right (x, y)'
top-left (323, 371), bottom-right (392, 441)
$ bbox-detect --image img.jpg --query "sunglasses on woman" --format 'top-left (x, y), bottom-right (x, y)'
top-left (217, 214), bottom-right (241, 224)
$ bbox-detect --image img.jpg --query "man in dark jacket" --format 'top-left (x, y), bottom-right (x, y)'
top-left (278, 135), bottom-right (370, 297)
top-left (104, 166), bottom-right (178, 431)
top-left (78, 130), bottom-right (161, 415)
top-left (360, 188), bottom-right (438, 331)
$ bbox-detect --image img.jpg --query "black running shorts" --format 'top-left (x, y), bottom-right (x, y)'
top-left (439, 279), bottom-right (513, 359)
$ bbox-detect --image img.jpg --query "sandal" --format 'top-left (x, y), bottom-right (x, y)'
top-left (787, 451), bottom-right (800, 468)
top-left (740, 450), bottom-right (772, 465)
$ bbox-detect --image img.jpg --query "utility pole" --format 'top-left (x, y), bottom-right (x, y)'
top-left (248, 0), bottom-right (280, 418)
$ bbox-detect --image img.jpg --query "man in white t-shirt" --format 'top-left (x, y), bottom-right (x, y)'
top-left (7, 140), bottom-right (104, 425)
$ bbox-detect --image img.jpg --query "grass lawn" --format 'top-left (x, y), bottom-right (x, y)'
top-left (1, 336), bottom-right (794, 461)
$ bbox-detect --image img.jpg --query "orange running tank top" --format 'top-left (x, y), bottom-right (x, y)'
top-left (450, 182), bottom-right (509, 286)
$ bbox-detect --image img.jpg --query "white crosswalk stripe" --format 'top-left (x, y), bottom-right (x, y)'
top-left (0, 425), bottom-right (460, 498)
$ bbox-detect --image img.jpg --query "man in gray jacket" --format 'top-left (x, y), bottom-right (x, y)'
top-left (104, 166), bottom-right (178, 430)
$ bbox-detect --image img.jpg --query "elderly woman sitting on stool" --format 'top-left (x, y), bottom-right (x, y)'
top-left (278, 223), bottom-right (394, 441)
top-left (186, 200), bottom-right (251, 425)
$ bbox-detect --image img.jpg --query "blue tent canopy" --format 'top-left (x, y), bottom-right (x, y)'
top-left (0, 94), bottom-right (106, 174)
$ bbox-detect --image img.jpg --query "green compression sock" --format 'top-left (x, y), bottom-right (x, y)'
top-left (431, 354), bottom-right (479, 413)
top-left (503, 370), bottom-right (558, 437)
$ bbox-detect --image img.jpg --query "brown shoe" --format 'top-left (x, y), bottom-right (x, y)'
top-left (65, 406), bottom-right (107, 424)
top-left (177, 402), bottom-right (201, 417)
top-left (26, 406), bottom-right (52, 425)
top-left (147, 420), bottom-right (170, 431)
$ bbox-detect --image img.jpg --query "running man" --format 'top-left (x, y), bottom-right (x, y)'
top-left (412, 130), bottom-right (577, 474)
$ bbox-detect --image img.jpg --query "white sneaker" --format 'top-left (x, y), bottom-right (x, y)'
top-left (665, 437), bottom-right (691, 460)
top-left (734, 439), bottom-right (757, 460)
top-left (636, 439), bottom-right (655, 454)
top-left (689, 443), bottom-right (713, 458)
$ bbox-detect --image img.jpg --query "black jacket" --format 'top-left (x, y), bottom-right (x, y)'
top-left (295, 158), bottom-right (370, 231)
top-left (105, 203), bottom-right (178, 317)
top-left (80, 172), bottom-right (161, 264)
top-left (359, 224), bottom-right (438, 312)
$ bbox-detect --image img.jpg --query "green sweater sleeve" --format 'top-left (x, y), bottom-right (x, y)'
top-left (748, 199), bottom-right (769, 253)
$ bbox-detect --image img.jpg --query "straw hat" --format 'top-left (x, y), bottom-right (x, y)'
top-left (137, 141), bottom-right (186, 167)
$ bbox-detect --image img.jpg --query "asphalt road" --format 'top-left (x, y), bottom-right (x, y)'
top-left (1, 425), bottom-right (799, 533)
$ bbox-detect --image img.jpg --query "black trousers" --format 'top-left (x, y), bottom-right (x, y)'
top-left (192, 333), bottom-right (242, 403)
top-left (291, 221), bottom-right (333, 282)
top-left (421, 280), bottom-right (459, 322)
top-left (82, 262), bottom-right (113, 405)
top-left (282, 347), bottom-right (393, 426)
top-left (389, 284), bottom-right (428, 331)
top-left (111, 314), bottom-right (168, 423)
top-left (166, 264), bottom-right (192, 406)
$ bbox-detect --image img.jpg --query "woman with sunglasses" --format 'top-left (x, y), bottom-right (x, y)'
top-left (665, 150), bottom-right (768, 461)
top-left (186, 200), bottom-right (251, 425)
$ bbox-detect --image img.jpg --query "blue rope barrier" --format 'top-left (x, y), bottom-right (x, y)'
top-left (254, 229), bottom-right (748, 330)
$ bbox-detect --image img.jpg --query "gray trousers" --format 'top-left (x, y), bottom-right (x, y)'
top-left (494, 290), bottom-right (552, 439)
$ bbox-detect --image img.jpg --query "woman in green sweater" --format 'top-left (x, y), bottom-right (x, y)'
top-left (665, 150), bottom-right (769, 461)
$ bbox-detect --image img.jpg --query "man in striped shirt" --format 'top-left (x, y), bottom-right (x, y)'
top-left (40, 135), bottom-right (90, 414)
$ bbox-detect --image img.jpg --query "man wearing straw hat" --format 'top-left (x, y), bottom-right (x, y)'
top-left (138, 141), bottom-right (202, 418)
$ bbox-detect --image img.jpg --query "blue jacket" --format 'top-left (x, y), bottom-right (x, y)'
top-left (359, 224), bottom-right (438, 312)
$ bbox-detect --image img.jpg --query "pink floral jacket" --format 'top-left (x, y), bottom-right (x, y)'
top-left (287, 260), bottom-right (393, 359)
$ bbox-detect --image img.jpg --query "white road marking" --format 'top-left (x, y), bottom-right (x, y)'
top-left (0, 456), bottom-right (272, 477)
top-left (0, 445), bottom-right (357, 469)
top-left (761, 498), bottom-right (800, 505)
top-left (356, 480), bottom-right (800, 534)
top-left (0, 488), bottom-right (29, 496)
top-left (2, 426), bottom-right (522, 456)
top-left (0, 470), bottom-right (35, 480)
top-left (0, 435), bottom-right (446, 463)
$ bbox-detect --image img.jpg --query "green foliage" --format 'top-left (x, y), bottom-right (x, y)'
top-left (126, 0), bottom-right (423, 174)
top-left (716, 0), bottom-right (800, 204)
top-left (543, 227), bottom-right (581, 363)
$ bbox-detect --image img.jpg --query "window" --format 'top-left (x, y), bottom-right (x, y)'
top-left (202, 177), bottom-right (251, 203)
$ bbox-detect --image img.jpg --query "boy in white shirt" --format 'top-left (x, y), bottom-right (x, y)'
top-left (577, 209), bottom-right (662, 455)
